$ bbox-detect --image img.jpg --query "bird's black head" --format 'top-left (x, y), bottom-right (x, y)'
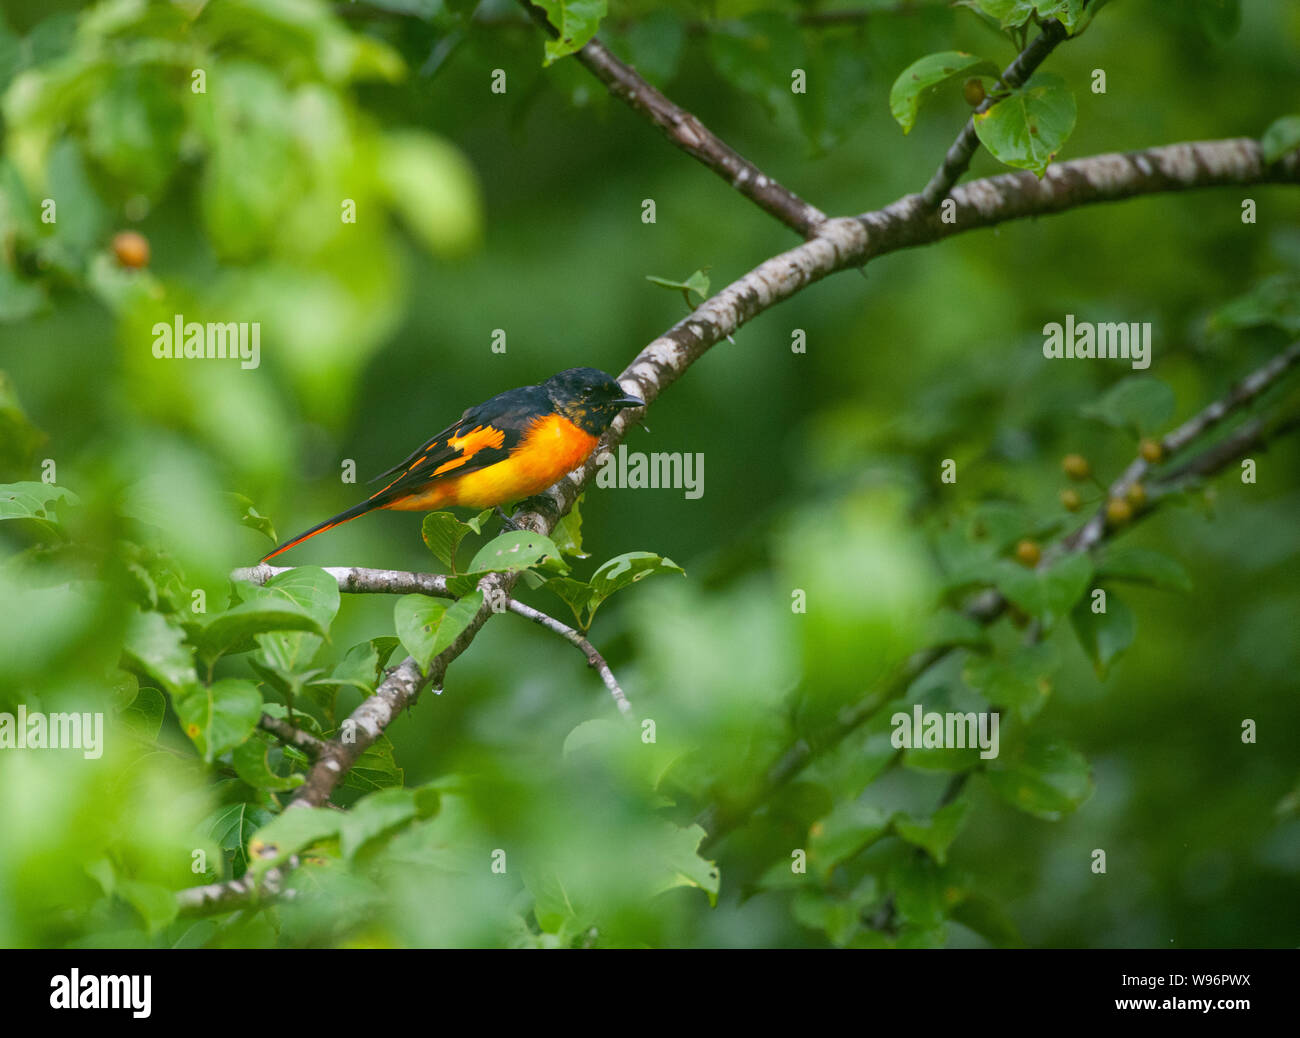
top-left (543, 367), bottom-right (645, 435)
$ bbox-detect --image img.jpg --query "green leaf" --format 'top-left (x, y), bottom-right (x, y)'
top-left (809, 800), bottom-right (891, 876)
top-left (247, 807), bottom-right (342, 875)
top-left (951, 892), bottom-right (1024, 947)
top-left (190, 598), bottom-right (325, 666)
top-left (1080, 375), bottom-right (1175, 434)
top-left (227, 492), bottom-right (276, 543)
top-left (376, 130), bottom-right (481, 256)
top-left (123, 610), bottom-right (198, 696)
top-left (468, 531), bottom-right (568, 576)
top-left (924, 609), bottom-right (990, 650)
top-left (339, 788), bottom-right (420, 860)
top-left (893, 799), bottom-right (972, 866)
top-left (204, 802), bottom-right (271, 863)
top-left (535, 0), bottom-right (608, 65)
top-left (646, 269), bottom-right (710, 301)
top-left (118, 880), bottom-right (178, 934)
top-left (118, 686), bottom-right (166, 743)
top-left (889, 51), bottom-right (998, 134)
top-left (963, 641), bottom-right (1060, 721)
top-left (959, 0), bottom-right (1085, 31)
top-left (586, 551), bottom-right (684, 620)
top-left (1096, 547), bottom-right (1192, 593)
top-left (244, 567), bottom-right (340, 674)
top-left (1070, 589), bottom-right (1136, 678)
top-left (1210, 273), bottom-right (1300, 335)
top-left (394, 591), bottom-right (482, 670)
top-left (988, 739), bottom-right (1094, 820)
top-left (464, 508), bottom-right (495, 535)
top-left (175, 679), bottom-right (263, 761)
top-left (973, 72), bottom-right (1077, 177)
top-left (543, 576), bottom-right (595, 628)
top-left (0, 481), bottom-right (78, 524)
top-left (310, 637), bottom-right (398, 694)
top-left (1262, 114), bottom-right (1300, 163)
top-left (551, 495), bottom-right (589, 558)
top-left (232, 733), bottom-right (304, 791)
top-left (341, 735), bottom-right (405, 793)
top-left (421, 511), bottom-right (471, 572)
top-left (994, 552), bottom-right (1093, 626)
top-left (651, 823), bottom-right (720, 906)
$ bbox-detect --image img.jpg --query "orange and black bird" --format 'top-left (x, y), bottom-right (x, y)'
top-left (260, 367), bottom-right (645, 562)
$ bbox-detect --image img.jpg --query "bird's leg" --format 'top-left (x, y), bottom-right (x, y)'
top-left (495, 505), bottom-right (521, 532)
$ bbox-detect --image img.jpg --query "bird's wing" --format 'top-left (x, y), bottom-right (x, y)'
top-left (367, 386), bottom-right (552, 504)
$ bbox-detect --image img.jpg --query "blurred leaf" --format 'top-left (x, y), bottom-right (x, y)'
top-left (951, 892), bottom-right (1024, 947)
top-left (377, 130), bottom-right (481, 256)
top-left (1261, 114), bottom-right (1300, 162)
top-left (889, 51), bottom-right (997, 135)
top-left (963, 640), bottom-right (1059, 721)
top-left (175, 678), bottom-right (263, 761)
top-left (893, 798), bottom-right (972, 866)
top-left (1070, 589), bottom-right (1135, 678)
top-left (118, 685), bottom-right (166, 743)
top-left (1080, 375), bottom-right (1175, 434)
top-left (123, 610), bottom-right (198, 696)
top-left (247, 806), bottom-right (342, 875)
top-left (973, 72), bottom-right (1076, 177)
top-left (228, 493), bottom-right (276, 543)
top-left (809, 800), bottom-right (891, 877)
top-left (117, 879), bottom-right (177, 934)
top-left (994, 552), bottom-right (1092, 626)
top-left (987, 738), bottom-right (1094, 820)
top-left (645, 269), bottom-right (710, 302)
top-left (650, 822), bottom-right (719, 906)
top-left (1210, 273), bottom-right (1300, 335)
top-left (607, 10), bottom-right (684, 86)
top-left (340, 787), bottom-right (420, 860)
top-left (1096, 547), bottom-right (1193, 593)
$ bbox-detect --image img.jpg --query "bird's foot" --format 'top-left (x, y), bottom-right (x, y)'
top-left (495, 505), bottom-right (521, 532)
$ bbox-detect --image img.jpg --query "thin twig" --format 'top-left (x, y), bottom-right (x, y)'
top-left (918, 17), bottom-right (1072, 208)
top-left (519, 0), bottom-right (828, 237)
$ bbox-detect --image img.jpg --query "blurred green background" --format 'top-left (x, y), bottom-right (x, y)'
top-left (0, 0), bottom-right (1297, 948)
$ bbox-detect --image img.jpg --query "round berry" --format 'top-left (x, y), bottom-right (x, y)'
top-left (1106, 497), bottom-right (1133, 525)
top-left (1060, 488), bottom-right (1082, 512)
top-left (1140, 438), bottom-right (1163, 463)
top-left (112, 230), bottom-right (150, 269)
top-left (1015, 539), bottom-right (1041, 567)
top-left (1062, 454), bottom-right (1090, 480)
top-left (962, 77), bottom-right (986, 107)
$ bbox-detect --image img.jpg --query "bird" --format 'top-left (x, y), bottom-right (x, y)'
top-left (259, 367), bottom-right (645, 562)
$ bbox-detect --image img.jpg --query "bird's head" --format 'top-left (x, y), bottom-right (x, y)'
top-left (543, 367), bottom-right (645, 434)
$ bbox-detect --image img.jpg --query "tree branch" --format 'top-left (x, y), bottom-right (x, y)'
top-left (232, 564), bottom-right (632, 717)
top-left (519, 0), bottom-right (828, 237)
top-left (918, 16), bottom-right (1072, 208)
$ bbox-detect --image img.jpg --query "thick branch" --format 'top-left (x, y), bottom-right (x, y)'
top-left (919, 17), bottom-right (1072, 208)
top-left (519, 1), bottom-right (828, 237)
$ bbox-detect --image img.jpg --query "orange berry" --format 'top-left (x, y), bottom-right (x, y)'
top-left (1140, 438), bottom-right (1163, 463)
top-left (112, 230), bottom-right (150, 269)
top-left (962, 77), bottom-right (986, 107)
top-left (1126, 482), bottom-right (1146, 507)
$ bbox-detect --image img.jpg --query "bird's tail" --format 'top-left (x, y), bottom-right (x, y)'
top-left (260, 498), bottom-right (384, 563)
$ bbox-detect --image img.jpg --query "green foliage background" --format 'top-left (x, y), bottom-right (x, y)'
top-left (0, 0), bottom-right (1297, 948)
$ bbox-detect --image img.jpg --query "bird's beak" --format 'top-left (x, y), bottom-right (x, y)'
top-left (613, 392), bottom-right (646, 409)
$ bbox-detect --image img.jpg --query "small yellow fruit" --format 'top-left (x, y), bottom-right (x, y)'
top-left (962, 77), bottom-right (986, 107)
top-left (1140, 438), bottom-right (1163, 463)
top-left (1106, 497), bottom-right (1133, 525)
top-left (1062, 453), bottom-right (1091, 480)
top-left (1060, 488), bottom-right (1082, 512)
top-left (112, 230), bottom-right (150, 269)
top-left (1126, 482), bottom-right (1147, 507)
top-left (1015, 539), bottom-right (1041, 567)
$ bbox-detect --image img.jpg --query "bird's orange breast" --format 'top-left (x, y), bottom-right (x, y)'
top-left (387, 413), bottom-right (598, 511)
